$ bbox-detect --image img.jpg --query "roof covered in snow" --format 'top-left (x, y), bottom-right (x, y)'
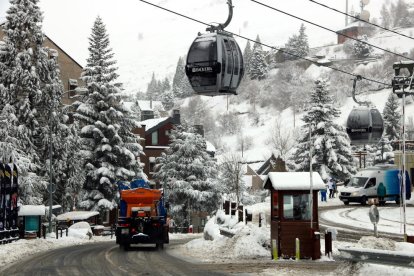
top-left (206, 141), bottom-right (216, 153)
top-left (18, 205), bottom-right (46, 216)
top-left (56, 211), bottom-right (99, 221)
top-left (264, 172), bottom-right (325, 190)
top-left (140, 117), bottom-right (169, 132)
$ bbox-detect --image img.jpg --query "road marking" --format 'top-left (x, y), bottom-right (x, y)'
top-left (105, 245), bottom-right (129, 273)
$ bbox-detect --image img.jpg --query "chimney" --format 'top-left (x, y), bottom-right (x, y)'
top-left (193, 125), bottom-right (204, 137)
top-left (172, 109), bottom-right (180, 125)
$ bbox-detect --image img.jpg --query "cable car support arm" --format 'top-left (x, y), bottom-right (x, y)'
top-left (206, 0), bottom-right (233, 32)
top-left (351, 75), bottom-right (369, 106)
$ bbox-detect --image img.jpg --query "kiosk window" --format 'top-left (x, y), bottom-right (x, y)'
top-left (283, 194), bottom-right (311, 220)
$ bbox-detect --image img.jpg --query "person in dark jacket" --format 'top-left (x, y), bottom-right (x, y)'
top-left (377, 182), bottom-right (386, 206)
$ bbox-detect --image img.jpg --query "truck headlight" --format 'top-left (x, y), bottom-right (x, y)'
top-left (351, 192), bottom-right (359, 196)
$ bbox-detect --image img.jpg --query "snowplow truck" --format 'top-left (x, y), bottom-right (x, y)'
top-left (115, 180), bottom-right (169, 250)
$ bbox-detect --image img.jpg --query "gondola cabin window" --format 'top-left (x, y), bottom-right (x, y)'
top-left (283, 194), bottom-right (311, 220)
top-left (187, 37), bottom-right (218, 87)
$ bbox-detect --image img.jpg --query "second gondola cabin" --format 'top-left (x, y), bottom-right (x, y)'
top-left (185, 31), bottom-right (244, 96)
top-left (346, 106), bottom-right (384, 145)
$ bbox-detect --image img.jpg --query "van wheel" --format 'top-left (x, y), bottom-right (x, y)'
top-left (344, 201), bottom-right (349, 205)
top-left (361, 196), bottom-right (367, 206)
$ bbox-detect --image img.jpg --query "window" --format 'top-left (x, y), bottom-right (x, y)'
top-left (149, 157), bottom-right (156, 175)
top-left (283, 194), bottom-right (311, 220)
top-left (165, 129), bottom-right (170, 136)
top-left (68, 79), bottom-right (78, 97)
top-left (151, 131), bottom-right (158, 145)
top-left (223, 39), bottom-right (233, 74)
top-left (365, 178), bottom-right (376, 189)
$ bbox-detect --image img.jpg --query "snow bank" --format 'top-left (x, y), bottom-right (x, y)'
top-left (68, 222), bottom-right (93, 239)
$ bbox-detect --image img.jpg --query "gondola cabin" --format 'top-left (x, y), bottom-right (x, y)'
top-left (185, 32), bottom-right (244, 96)
top-left (346, 106), bottom-right (384, 145)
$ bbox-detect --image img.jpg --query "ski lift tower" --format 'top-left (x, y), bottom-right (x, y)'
top-left (391, 61), bottom-right (414, 242)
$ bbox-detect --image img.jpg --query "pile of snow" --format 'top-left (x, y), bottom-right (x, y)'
top-left (181, 202), bottom-right (271, 261)
top-left (68, 222), bottom-right (93, 239)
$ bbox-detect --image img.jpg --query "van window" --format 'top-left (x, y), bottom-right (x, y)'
top-left (349, 177), bottom-right (368, 188)
top-left (365, 178), bottom-right (376, 189)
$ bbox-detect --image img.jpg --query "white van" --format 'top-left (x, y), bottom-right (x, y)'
top-left (339, 165), bottom-right (411, 205)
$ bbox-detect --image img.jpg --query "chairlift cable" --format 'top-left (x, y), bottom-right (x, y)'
top-left (137, 0), bottom-right (391, 87)
top-left (308, 0), bottom-right (414, 41)
top-left (250, 0), bottom-right (413, 62)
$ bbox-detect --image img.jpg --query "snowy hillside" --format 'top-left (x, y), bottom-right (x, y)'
top-left (178, 22), bottom-right (414, 163)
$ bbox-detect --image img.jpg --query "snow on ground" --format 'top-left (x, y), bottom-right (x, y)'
top-left (172, 196), bottom-right (414, 274)
top-left (1, 199), bottom-right (414, 275)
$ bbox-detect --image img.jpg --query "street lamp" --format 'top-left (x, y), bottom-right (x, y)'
top-left (48, 87), bottom-right (87, 234)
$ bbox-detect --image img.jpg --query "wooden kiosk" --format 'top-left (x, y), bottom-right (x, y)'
top-left (264, 172), bottom-right (325, 260)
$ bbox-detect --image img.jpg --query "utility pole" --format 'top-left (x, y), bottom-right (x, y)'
top-left (309, 123), bottom-right (314, 229)
top-left (345, 0), bottom-right (349, 26)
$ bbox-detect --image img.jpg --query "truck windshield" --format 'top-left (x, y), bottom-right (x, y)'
top-left (348, 177), bottom-right (368, 188)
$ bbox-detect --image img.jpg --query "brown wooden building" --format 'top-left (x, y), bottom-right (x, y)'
top-left (264, 172), bottom-right (325, 260)
top-left (135, 110), bottom-right (181, 187)
top-left (337, 21), bottom-right (371, 44)
top-left (0, 23), bottom-right (84, 104)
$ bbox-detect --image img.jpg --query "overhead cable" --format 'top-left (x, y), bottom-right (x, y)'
top-left (250, 0), bottom-right (413, 62)
top-left (138, 0), bottom-right (391, 87)
top-left (308, 0), bottom-right (414, 41)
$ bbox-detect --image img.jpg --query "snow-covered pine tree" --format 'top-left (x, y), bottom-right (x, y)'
top-left (242, 40), bottom-right (252, 75)
top-left (380, 3), bottom-right (391, 29)
top-left (146, 72), bottom-right (160, 101)
top-left (292, 80), bottom-right (356, 181)
top-left (352, 35), bottom-right (373, 58)
top-left (161, 88), bottom-right (175, 111)
top-left (172, 56), bottom-right (193, 99)
top-left (284, 24), bottom-right (309, 60)
top-left (0, 104), bottom-right (44, 204)
top-left (391, 0), bottom-right (411, 28)
top-left (63, 122), bottom-right (85, 211)
top-left (75, 16), bottom-right (144, 214)
top-left (383, 92), bottom-right (401, 142)
top-left (154, 125), bottom-right (219, 225)
top-left (249, 35), bottom-right (267, 80)
top-left (0, 0), bottom-right (67, 205)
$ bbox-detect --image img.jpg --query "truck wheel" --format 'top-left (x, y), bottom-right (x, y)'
top-left (361, 196), bottom-right (367, 206)
top-left (396, 197), bottom-right (400, 205)
top-left (121, 243), bottom-right (130, 251)
top-left (156, 243), bottom-right (164, 250)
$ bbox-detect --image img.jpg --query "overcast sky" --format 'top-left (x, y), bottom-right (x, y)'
top-left (0, 0), bottom-right (400, 92)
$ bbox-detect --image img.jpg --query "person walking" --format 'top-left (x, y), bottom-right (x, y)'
top-left (377, 182), bottom-right (386, 206)
top-left (327, 178), bottom-right (334, 199)
top-left (320, 186), bottom-right (327, 202)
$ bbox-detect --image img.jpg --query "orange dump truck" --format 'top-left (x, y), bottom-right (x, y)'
top-left (115, 181), bottom-right (169, 250)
